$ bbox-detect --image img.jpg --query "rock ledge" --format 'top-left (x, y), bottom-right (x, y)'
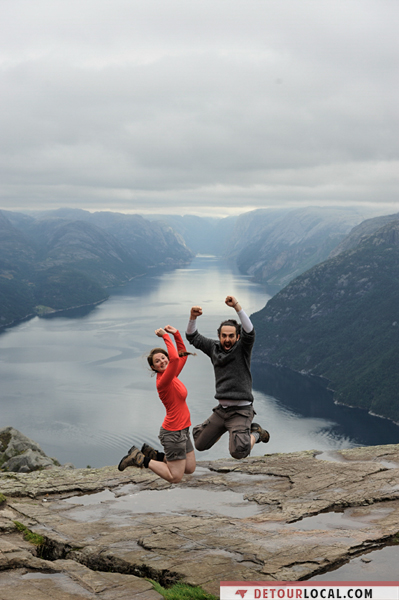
top-left (1, 444), bottom-right (399, 598)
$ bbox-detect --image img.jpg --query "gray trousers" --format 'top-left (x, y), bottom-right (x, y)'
top-left (192, 404), bottom-right (255, 460)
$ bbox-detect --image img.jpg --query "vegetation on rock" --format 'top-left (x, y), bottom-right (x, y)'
top-left (13, 521), bottom-right (45, 546)
top-left (149, 579), bottom-right (218, 599)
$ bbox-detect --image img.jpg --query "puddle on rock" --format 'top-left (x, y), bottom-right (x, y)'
top-left (256, 503), bottom-right (397, 532)
top-left (63, 488), bottom-right (115, 505)
top-left (310, 545), bottom-right (399, 581)
top-left (287, 504), bottom-right (396, 531)
top-left (21, 572), bottom-right (93, 597)
top-left (60, 484), bottom-right (262, 523)
top-left (378, 460), bottom-right (399, 469)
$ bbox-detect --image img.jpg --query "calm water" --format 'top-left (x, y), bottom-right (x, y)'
top-left (1, 255), bottom-right (399, 468)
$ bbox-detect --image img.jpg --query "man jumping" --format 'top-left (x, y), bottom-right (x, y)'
top-left (186, 295), bottom-right (269, 460)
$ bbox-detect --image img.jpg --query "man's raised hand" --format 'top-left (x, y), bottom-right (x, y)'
top-left (190, 306), bottom-right (203, 320)
top-left (155, 328), bottom-right (166, 337)
top-left (225, 296), bottom-right (241, 311)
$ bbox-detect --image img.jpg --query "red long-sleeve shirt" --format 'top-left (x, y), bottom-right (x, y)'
top-left (156, 331), bottom-right (191, 431)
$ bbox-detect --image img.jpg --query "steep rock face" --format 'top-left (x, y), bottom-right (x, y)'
top-left (251, 220), bottom-right (399, 421)
top-left (226, 207), bottom-right (371, 289)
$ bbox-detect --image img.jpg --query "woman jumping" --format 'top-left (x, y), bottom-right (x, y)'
top-left (117, 325), bottom-right (196, 483)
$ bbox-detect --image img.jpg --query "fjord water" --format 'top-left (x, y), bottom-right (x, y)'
top-left (1, 255), bottom-right (399, 468)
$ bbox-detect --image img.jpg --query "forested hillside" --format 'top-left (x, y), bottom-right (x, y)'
top-left (0, 209), bottom-right (193, 327)
top-left (251, 219), bottom-right (399, 421)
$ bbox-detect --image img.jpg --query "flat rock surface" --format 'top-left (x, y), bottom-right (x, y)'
top-left (1, 445), bottom-right (399, 598)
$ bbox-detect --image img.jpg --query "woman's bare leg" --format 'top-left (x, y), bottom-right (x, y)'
top-left (147, 457), bottom-right (187, 483)
top-left (184, 450), bottom-right (196, 474)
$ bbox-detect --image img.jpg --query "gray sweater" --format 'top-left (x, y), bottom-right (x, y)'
top-left (186, 328), bottom-right (255, 402)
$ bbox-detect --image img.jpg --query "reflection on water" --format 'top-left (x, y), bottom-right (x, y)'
top-left (310, 545), bottom-right (399, 581)
top-left (0, 256), bottom-right (398, 468)
top-left (61, 485), bottom-right (262, 520)
top-left (252, 363), bottom-right (399, 447)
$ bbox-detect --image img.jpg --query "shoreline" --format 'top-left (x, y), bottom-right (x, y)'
top-left (251, 357), bottom-right (399, 430)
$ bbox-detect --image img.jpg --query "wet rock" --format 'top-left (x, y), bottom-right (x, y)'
top-left (1, 444), bottom-right (399, 598)
top-left (0, 563), bottom-right (163, 599)
top-left (0, 427), bottom-right (64, 473)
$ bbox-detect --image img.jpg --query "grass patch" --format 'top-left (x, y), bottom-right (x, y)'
top-left (0, 493), bottom-right (6, 505)
top-left (13, 521), bottom-right (45, 545)
top-left (149, 579), bottom-right (218, 600)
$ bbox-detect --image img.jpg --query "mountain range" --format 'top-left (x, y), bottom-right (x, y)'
top-left (251, 215), bottom-right (399, 422)
top-left (225, 206), bottom-right (374, 290)
top-left (1, 205), bottom-right (398, 423)
top-left (0, 209), bottom-right (193, 327)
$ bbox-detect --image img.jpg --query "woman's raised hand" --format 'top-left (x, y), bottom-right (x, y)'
top-left (155, 328), bottom-right (166, 337)
top-left (164, 325), bottom-right (177, 335)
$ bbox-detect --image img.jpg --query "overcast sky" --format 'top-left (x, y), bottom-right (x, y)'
top-left (0, 0), bottom-right (398, 217)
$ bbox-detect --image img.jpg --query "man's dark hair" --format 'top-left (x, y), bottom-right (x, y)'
top-left (217, 319), bottom-right (241, 337)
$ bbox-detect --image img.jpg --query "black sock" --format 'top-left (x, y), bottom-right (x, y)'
top-left (156, 451), bottom-right (165, 462)
top-left (143, 456), bottom-right (151, 468)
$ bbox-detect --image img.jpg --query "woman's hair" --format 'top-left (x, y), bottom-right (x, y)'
top-left (147, 347), bottom-right (196, 372)
top-left (147, 347), bottom-right (169, 370)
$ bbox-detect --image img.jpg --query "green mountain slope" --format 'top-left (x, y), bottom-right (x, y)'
top-left (0, 209), bottom-right (193, 328)
top-left (251, 220), bottom-right (399, 422)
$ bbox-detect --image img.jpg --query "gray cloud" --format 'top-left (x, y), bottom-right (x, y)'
top-left (0, 0), bottom-right (398, 216)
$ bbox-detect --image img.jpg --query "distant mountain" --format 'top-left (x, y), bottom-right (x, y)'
top-left (19, 208), bottom-right (194, 269)
top-left (20, 217), bottom-right (143, 286)
top-left (0, 209), bottom-right (193, 328)
top-left (328, 212), bottom-right (399, 258)
top-left (225, 206), bottom-right (374, 290)
top-left (140, 214), bottom-right (237, 255)
top-left (251, 219), bottom-right (399, 422)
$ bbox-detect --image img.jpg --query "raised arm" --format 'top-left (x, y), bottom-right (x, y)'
top-left (225, 295), bottom-right (253, 333)
top-left (185, 305), bottom-right (214, 356)
top-left (186, 305), bottom-right (202, 335)
top-left (154, 329), bottom-right (181, 391)
top-left (164, 325), bottom-right (187, 376)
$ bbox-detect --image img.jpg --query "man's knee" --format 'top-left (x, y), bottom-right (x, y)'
top-left (230, 447), bottom-right (251, 460)
top-left (230, 429), bottom-right (251, 460)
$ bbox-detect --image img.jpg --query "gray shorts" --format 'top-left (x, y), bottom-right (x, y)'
top-left (158, 426), bottom-right (194, 462)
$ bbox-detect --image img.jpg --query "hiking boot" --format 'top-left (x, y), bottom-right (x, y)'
top-left (251, 423), bottom-right (270, 444)
top-left (118, 446), bottom-right (145, 471)
top-left (141, 443), bottom-right (158, 461)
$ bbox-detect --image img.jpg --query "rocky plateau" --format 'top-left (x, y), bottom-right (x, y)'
top-left (1, 442), bottom-right (399, 598)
